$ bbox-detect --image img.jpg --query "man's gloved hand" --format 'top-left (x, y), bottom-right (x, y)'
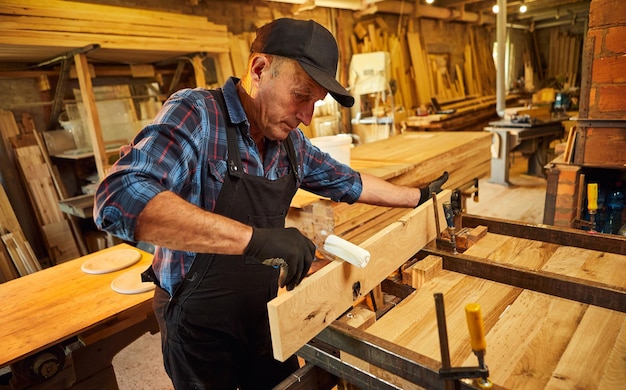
top-left (416, 171), bottom-right (449, 207)
top-left (244, 227), bottom-right (316, 291)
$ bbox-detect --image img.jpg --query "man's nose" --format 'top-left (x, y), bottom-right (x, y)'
top-left (296, 103), bottom-right (315, 126)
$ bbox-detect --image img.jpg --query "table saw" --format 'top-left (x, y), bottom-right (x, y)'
top-left (485, 118), bottom-right (563, 186)
top-left (0, 244), bottom-right (157, 389)
top-left (273, 213), bottom-right (626, 390)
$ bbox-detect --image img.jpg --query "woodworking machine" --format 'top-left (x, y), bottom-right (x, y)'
top-left (275, 212), bottom-right (626, 390)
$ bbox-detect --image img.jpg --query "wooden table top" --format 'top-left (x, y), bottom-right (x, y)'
top-left (0, 243), bottom-right (153, 367)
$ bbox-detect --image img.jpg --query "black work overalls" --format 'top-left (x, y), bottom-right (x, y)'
top-left (153, 91), bottom-right (300, 389)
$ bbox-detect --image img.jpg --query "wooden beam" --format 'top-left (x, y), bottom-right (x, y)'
top-left (461, 214), bottom-right (626, 255)
top-left (420, 244), bottom-right (626, 313)
top-left (73, 52), bottom-right (107, 180)
top-left (268, 190), bottom-right (451, 362)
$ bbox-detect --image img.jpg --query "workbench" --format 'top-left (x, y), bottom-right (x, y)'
top-left (485, 119), bottom-right (564, 186)
top-left (284, 216), bottom-right (626, 390)
top-left (0, 244), bottom-right (156, 389)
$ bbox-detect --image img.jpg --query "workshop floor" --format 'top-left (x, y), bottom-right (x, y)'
top-left (112, 152), bottom-right (547, 390)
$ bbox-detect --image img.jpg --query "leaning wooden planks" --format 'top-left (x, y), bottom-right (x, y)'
top-left (13, 144), bottom-right (80, 264)
top-left (0, 0), bottom-right (229, 55)
top-left (0, 185), bottom-right (23, 281)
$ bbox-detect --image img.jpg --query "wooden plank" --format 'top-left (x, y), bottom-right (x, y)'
top-left (406, 31), bottom-right (432, 107)
top-left (268, 190), bottom-right (452, 362)
top-left (463, 290), bottom-right (588, 389)
top-left (1, 233), bottom-right (29, 276)
top-left (74, 52), bottom-right (107, 180)
top-left (0, 0), bottom-right (226, 31)
top-left (410, 254), bottom-right (443, 289)
top-left (0, 30), bottom-right (229, 55)
top-left (547, 305), bottom-right (626, 388)
top-left (42, 220), bottom-right (80, 263)
top-left (0, 179), bottom-right (23, 238)
top-left (0, 15), bottom-right (225, 41)
top-left (361, 269), bottom-right (521, 389)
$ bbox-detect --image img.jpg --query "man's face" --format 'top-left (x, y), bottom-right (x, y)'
top-left (253, 58), bottom-right (328, 141)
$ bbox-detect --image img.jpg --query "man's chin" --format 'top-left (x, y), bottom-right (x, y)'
top-left (268, 126), bottom-right (295, 141)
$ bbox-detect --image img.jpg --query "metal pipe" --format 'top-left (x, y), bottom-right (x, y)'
top-left (496, 0), bottom-right (507, 118)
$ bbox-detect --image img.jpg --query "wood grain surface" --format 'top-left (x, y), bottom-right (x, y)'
top-left (0, 244), bottom-right (153, 367)
top-left (360, 233), bottom-right (626, 389)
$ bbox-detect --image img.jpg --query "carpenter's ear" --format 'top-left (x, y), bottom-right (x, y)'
top-left (249, 54), bottom-right (270, 82)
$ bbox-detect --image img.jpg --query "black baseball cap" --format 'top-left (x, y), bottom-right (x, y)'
top-left (250, 18), bottom-right (355, 108)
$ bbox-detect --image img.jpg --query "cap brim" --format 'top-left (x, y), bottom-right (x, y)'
top-left (299, 62), bottom-right (354, 108)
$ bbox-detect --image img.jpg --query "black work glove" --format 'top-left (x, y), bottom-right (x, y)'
top-left (244, 227), bottom-right (316, 291)
top-left (416, 171), bottom-right (449, 207)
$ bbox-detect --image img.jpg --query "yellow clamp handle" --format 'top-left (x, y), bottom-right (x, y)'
top-left (465, 303), bottom-right (487, 352)
top-left (587, 183), bottom-right (598, 211)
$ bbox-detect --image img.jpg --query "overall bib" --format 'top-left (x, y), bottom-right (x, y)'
top-left (153, 91), bottom-right (300, 389)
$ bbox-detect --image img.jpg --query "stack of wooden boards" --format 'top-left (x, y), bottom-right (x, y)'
top-left (403, 94), bottom-right (523, 132)
top-left (0, 0), bottom-right (231, 64)
top-left (342, 232), bottom-right (626, 389)
top-left (287, 131), bottom-right (492, 244)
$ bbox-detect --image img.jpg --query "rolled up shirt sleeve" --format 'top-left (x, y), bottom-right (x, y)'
top-left (93, 89), bottom-right (216, 242)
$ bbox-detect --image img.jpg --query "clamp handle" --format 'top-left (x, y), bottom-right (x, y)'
top-left (587, 183), bottom-right (598, 212)
top-left (465, 303), bottom-right (487, 352)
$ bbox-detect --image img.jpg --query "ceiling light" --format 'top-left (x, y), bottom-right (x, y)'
top-left (425, 0), bottom-right (435, 4)
top-left (492, 4), bottom-right (499, 13)
top-left (519, 4), bottom-right (527, 13)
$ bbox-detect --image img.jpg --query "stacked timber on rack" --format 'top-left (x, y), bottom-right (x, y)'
top-left (286, 131), bottom-right (491, 253)
top-left (0, 0), bottom-right (231, 65)
top-left (0, 113), bottom-right (44, 280)
top-left (0, 0), bottom-right (232, 181)
top-left (403, 94), bottom-right (520, 132)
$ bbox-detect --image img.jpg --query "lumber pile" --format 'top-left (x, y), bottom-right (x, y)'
top-left (403, 94), bottom-right (520, 132)
top-left (0, 0), bottom-right (230, 63)
top-left (349, 18), bottom-right (496, 114)
top-left (287, 131), bottom-right (491, 252)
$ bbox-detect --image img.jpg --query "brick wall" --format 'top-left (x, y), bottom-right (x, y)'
top-left (584, 0), bottom-right (626, 119)
top-left (547, 0), bottom-right (626, 228)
